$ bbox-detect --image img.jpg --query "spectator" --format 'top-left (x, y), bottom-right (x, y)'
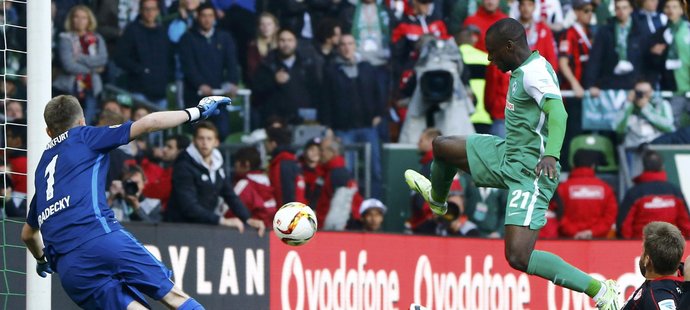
top-left (91, 0), bottom-right (137, 55)
top-left (461, 173), bottom-right (508, 238)
top-left (5, 101), bottom-right (24, 121)
top-left (347, 198), bottom-right (387, 232)
top-left (246, 12), bottom-right (279, 86)
top-left (211, 0), bottom-right (258, 83)
top-left (311, 18), bottom-right (342, 83)
top-left (166, 0), bottom-right (200, 44)
top-left (115, 0), bottom-right (172, 110)
top-left (463, 0), bottom-right (507, 52)
top-left (391, 0), bottom-right (449, 82)
top-left (449, 0), bottom-right (510, 34)
top-left (268, 0), bottom-right (338, 41)
top-left (510, 0), bottom-right (565, 33)
top-left (0, 176), bottom-right (25, 218)
top-left (132, 106), bottom-right (150, 122)
top-left (6, 123), bottom-right (26, 195)
top-left (317, 139), bottom-right (364, 230)
top-left (300, 138), bottom-right (324, 208)
top-left (584, 0), bottom-right (645, 95)
top-left (648, 0), bottom-right (690, 129)
top-left (322, 34), bottom-right (385, 198)
top-left (141, 135), bottom-right (189, 210)
top-left (179, 3), bottom-right (239, 139)
top-left (54, 5), bottom-right (108, 125)
top-left (348, 0), bottom-right (392, 105)
top-left (226, 146), bottom-right (277, 227)
top-left (167, 122), bottom-right (265, 235)
top-left (634, 0), bottom-right (666, 39)
top-left (618, 150), bottom-right (690, 238)
top-left (616, 78), bottom-right (674, 175)
top-left (464, 0), bottom-right (509, 137)
top-left (518, 0), bottom-right (559, 70)
top-left (108, 165), bottom-right (162, 223)
top-left (101, 98), bottom-right (121, 115)
top-left (555, 150), bottom-right (618, 239)
top-left (253, 29), bottom-right (320, 125)
top-left (558, 0), bottom-right (595, 98)
top-left (265, 127), bottom-right (307, 206)
top-left (96, 110), bottom-right (133, 190)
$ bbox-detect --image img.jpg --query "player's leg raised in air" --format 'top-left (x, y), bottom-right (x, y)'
top-left (405, 134), bottom-right (619, 310)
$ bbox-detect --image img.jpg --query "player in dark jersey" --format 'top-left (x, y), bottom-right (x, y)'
top-left (20, 95), bottom-right (239, 309)
top-left (623, 221), bottom-right (690, 310)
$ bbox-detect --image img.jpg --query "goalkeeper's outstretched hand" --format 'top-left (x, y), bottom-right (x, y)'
top-left (185, 96), bottom-right (232, 123)
top-left (36, 255), bottom-right (53, 278)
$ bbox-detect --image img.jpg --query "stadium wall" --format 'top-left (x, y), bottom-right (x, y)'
top-left (3, 223), bottom-right (687, 309)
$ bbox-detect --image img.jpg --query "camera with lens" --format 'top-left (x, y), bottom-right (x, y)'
top-left (124, 180), bottom-right (139, 197)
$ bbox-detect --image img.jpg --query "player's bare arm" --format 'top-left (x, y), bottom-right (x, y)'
top-left (535, 98), bottom-right (568, 179)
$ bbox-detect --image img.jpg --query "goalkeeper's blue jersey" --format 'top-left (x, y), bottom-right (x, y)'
top-left (26, 122), bottom-right (133, 255)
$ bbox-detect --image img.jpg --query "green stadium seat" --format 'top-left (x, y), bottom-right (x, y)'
top-left (568, 134), bottom-right (618, 172)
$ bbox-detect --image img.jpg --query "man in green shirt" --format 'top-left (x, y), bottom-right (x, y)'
top-left (405, 18), bottom-right (620, 309)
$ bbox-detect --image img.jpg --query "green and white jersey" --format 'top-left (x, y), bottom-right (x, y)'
top-left (505, 51), bottom-right (562, 170)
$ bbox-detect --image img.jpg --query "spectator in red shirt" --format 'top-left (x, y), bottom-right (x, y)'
top-left (265, 127), bottom-right (306, 206)
top-left (140, 135), bottom-right (190, 210)
top-left (556, 150), bottom-right (618, 239)
top-left (464, 0), bottom-right (509, 137)
top-left (6, 122), bottom-right (26, 195)
top-left (226, 146), bottom-right (277, 227)
top-left (300, 138), bottom-right (324, 208)
top-left (558, 0), bottom-right (594, 97)
top-left (317, 139), bottom-right (364, 230)
top-left (618, 150), bottom-right (690, 239)
top-left (517, 0), bottom-right (558, 70)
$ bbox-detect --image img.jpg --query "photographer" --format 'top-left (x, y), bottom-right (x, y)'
top-left (623, 222), bottom-right (688, 309)
top-left (615, 78), bottom-right (675, 176)
top-left (108, 165), bottom-right (162, 223)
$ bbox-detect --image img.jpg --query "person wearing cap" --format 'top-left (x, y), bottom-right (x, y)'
top-left (517, 0), bottom-right (559, 70)
top-left (347, 198), bottom-right (387, 232)
top-left (552, 149), bottom-right (618, 239)
top-left (558, 0), bottom-right (595, 98)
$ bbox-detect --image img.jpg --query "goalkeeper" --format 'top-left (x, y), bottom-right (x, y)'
top-left (20, 95), bottom-right (241, 309)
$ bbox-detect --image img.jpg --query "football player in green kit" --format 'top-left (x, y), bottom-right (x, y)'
top-left (405, 18), bottom-right (620, 309)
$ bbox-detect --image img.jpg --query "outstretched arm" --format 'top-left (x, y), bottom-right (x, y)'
top-left (535, 98), bottom-right (568, 179)
top-left (130, 96), bottom-right (231, 139)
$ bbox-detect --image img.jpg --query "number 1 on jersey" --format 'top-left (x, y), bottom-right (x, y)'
top-left (45, 155), bottom-right (58, 201)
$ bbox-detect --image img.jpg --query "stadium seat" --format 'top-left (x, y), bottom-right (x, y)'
top-left (568, 134), bottom-right (618, 172)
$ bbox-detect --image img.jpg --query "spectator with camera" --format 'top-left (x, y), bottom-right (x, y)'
top-left (140, 135), bottom-right (190, 210)
top-left (115, 0), bottom-right (172, 110)
top-left (226, 146), bottom-right (277, 228)
top-left (179, 3), bottom-right (239, 140)
top-left (322, 34), bottom-right (385, 198)
top-left (167, 122), bottom-right (265, 236)
top-left (108, 165), bottom-right (162, 223)
top-left (648, 0), bottom-right (690, 129)
top-left (615, 79), bottom-right (674, 176)
top-left (618, 151), bottom-right (690, 239)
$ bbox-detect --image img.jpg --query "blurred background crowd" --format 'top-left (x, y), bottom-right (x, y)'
top-left (1, 0), bottom-right (690, 240)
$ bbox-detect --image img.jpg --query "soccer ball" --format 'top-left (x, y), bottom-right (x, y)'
top-left (273, 202), bottom-right (317, 246)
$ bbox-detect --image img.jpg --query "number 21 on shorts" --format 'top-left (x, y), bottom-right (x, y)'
top-left (509, 189), bottom-right (531, 209)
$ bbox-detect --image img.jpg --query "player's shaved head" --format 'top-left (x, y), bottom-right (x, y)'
top-left (486, 18), bottom-right (528, 49)
top-left (44, 95), bottom-right (84, 138)
top-left (642, 222), bottom-right (684, 275)
top-left (485, 18), bottom-right (531, 72)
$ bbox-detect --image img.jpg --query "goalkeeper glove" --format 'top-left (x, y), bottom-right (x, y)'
top-left (184, 96), bottom-right (232, 123)
top-left (36, 255), bottom-right (53, 278)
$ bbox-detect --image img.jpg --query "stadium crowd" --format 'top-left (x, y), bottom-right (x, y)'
top-left (1, 0), bottom-right (690, 240)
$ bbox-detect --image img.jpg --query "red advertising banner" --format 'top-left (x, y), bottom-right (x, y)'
top-left (270, 232), bottom-right (690, 310)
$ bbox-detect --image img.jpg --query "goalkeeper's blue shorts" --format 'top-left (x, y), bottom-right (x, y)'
top-left (55, 229), bottom-right (174, 310)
